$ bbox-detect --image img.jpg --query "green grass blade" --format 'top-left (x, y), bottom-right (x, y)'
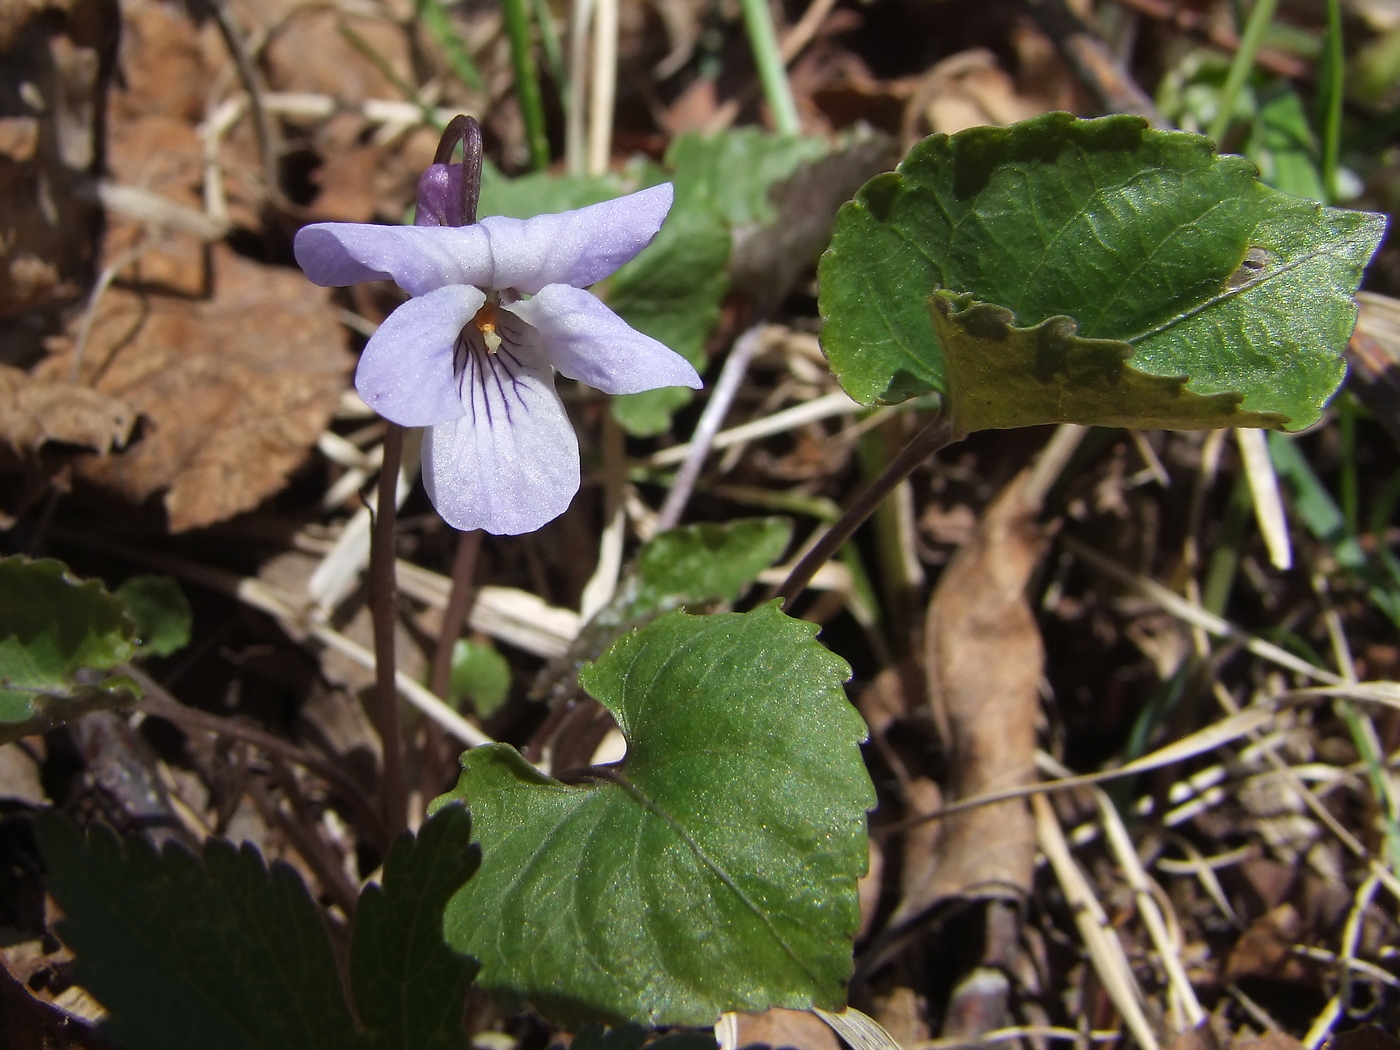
top-left (1209, 0), bottom-right (1281, 145)
top-left (415, 0), bottom-right (485, 93)
top-left (1319, 0), bottom-right (1345, 201)
top-left (502, 0), bottom-right (551, 169)
top-left (739, 0), bottom-right (800, 135)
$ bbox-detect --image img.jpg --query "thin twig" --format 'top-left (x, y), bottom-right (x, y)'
top-left (647, 389), bottom-right (864, 467)
top-left (131, 667), bottom-right (388, 849)
top-left (776, 413), bottom-right (957, 603)
top-left (205, 0), bottom-right (282, 207)
top-left (656, 325), bottom-right (764, 531)
top-left (1032, 793), bottom-right (1160, 1050)
top-left (779, 0), bottom-right (842, 63)
top-left (69, 241), bottom-right (158, 382)
top-left (1061, 534), bottom-right (1347, 685)
top-left (1236, 428), bottom-right (1292, 570)
top-left (246, 775), bottom-right (360, 914)
top-left (1021, 0), bottom-right (1167, 125)
top-left (370, 425), bottom-right (409, 838)
top-left (47, 528), bottom-right (501, 746)
top-left (566, 0), bottom-right (595, 175)
top-left (1039, 754), bottom-right (1206, 1031)
top-left (587, 0), bottom-right (618, 175)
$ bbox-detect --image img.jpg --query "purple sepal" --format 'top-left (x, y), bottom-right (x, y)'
top-left (415, 164), bottom-right (463, 227)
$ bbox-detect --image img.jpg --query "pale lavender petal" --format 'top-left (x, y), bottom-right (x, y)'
top-left (478, 183), bottom-right (673, 294)
top-left (506, 285), bottom-right (702, 394)
top-left (422, 349), bottom-right (580, 535)
top-left (294, 223), bottom-right (496, 297)
top-left (356, 284), bottom-right (484, 427)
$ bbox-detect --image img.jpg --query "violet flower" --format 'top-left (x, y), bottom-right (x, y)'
top-left (294, 169), bottom-right (701, 535)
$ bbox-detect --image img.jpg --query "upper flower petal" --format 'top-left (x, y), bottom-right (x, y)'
top-left (476, 183), bottom-right (673, 294)
top-left (294, 222), bottom-right (496, 297)
top-left (355, 284), bottom-right (485, 426)
top-left (422, 350), bottom-right (580, 534)
top-left (506, 285), bottom-right (702, 395)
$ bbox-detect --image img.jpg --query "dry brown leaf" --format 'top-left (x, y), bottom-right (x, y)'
top-left (37, 244), bottom-right (351, 531)
top-left (911, 50), bottom-right (1047, 138)
top-left (253, 1), bottom-right (412, 101)
top-left (0, 364), bottom-right (135, 453)
top-left (735, 1008), bottom-right (843, 1050)
top-left (1224, 904), bottom-right (1323, 985)
top-left (894, 468), bottom-right (1046, 923)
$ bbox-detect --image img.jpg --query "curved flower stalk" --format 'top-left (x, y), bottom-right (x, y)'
top-left (294, 141), bottom-right (701, 535)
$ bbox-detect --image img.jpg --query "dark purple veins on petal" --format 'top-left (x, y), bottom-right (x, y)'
top-left (452, 324), bottom-right (531, 431)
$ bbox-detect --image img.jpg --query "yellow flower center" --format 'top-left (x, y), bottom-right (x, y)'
top-left (472, 301), bottom-right (502, 353)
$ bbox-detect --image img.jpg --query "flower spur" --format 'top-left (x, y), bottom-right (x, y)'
top-left (294, 118), bottom-right (701, 535)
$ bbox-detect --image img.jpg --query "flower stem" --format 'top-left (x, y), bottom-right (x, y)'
top-left (422, 528), bottom-right (484, 801)
top-left (431, 115), bottom-right (484, 226)
top-left (370, 423), bottom-right (409, 838)
top-left (775, 412), bottom-right (958, 604)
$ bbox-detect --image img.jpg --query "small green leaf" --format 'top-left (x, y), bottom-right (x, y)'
top-left (448, 639), bottom-right (511, 718)
top-left (818, 113), bottom-right (1385, 432)
top-left (611, 384), bottom-right (699, 436)
top-left (352, 805), bottom-right (481, 1050)
top-left (534, 519), bottom-right (793, 703)
top-left (116, 575), bottom-right (192, 658)
top-left (666, 129), bottom-right (830, 227)
top-left (0, 556), bottom-right (138, 742)
top-left (1245, 83), bottom-right (1326, 200)
top-left (36, 813), bottom-right (360, 1050)
top-left (479, 166), bottom-right (627, 219)
top-left (437, 602), bottom-right (873, 1027)
top-left (633, 517), bottom-right (792, 615)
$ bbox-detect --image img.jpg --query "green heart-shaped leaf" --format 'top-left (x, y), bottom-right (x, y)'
top-left (437, 602), bottom-right (874, 1028)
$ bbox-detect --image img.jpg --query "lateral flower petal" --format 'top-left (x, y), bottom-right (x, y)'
top-left (294, 223), bottom-right (496, 297)
top-left (422, 347), bottom-right (580, 535)
top-left (355, 284), bottom-right (485, 426)
top-left (508, 285), bottom-right (703, 394)
top-left (476, 183), bottom-right (674, 294)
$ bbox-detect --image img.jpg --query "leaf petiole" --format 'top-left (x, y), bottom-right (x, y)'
top-left (776, 411), bottom-right (958, 603)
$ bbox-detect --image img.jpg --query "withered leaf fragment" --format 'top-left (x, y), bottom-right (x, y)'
top-left (0, 364), bottom-right (135, 453)
top-left (895, 469), bottom-right (1046, 923)
top-left (38, 245), bottom-right (351, 531)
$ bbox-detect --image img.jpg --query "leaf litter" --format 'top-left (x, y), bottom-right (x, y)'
top-left (0, 0), bottom-right (1399, 1043)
